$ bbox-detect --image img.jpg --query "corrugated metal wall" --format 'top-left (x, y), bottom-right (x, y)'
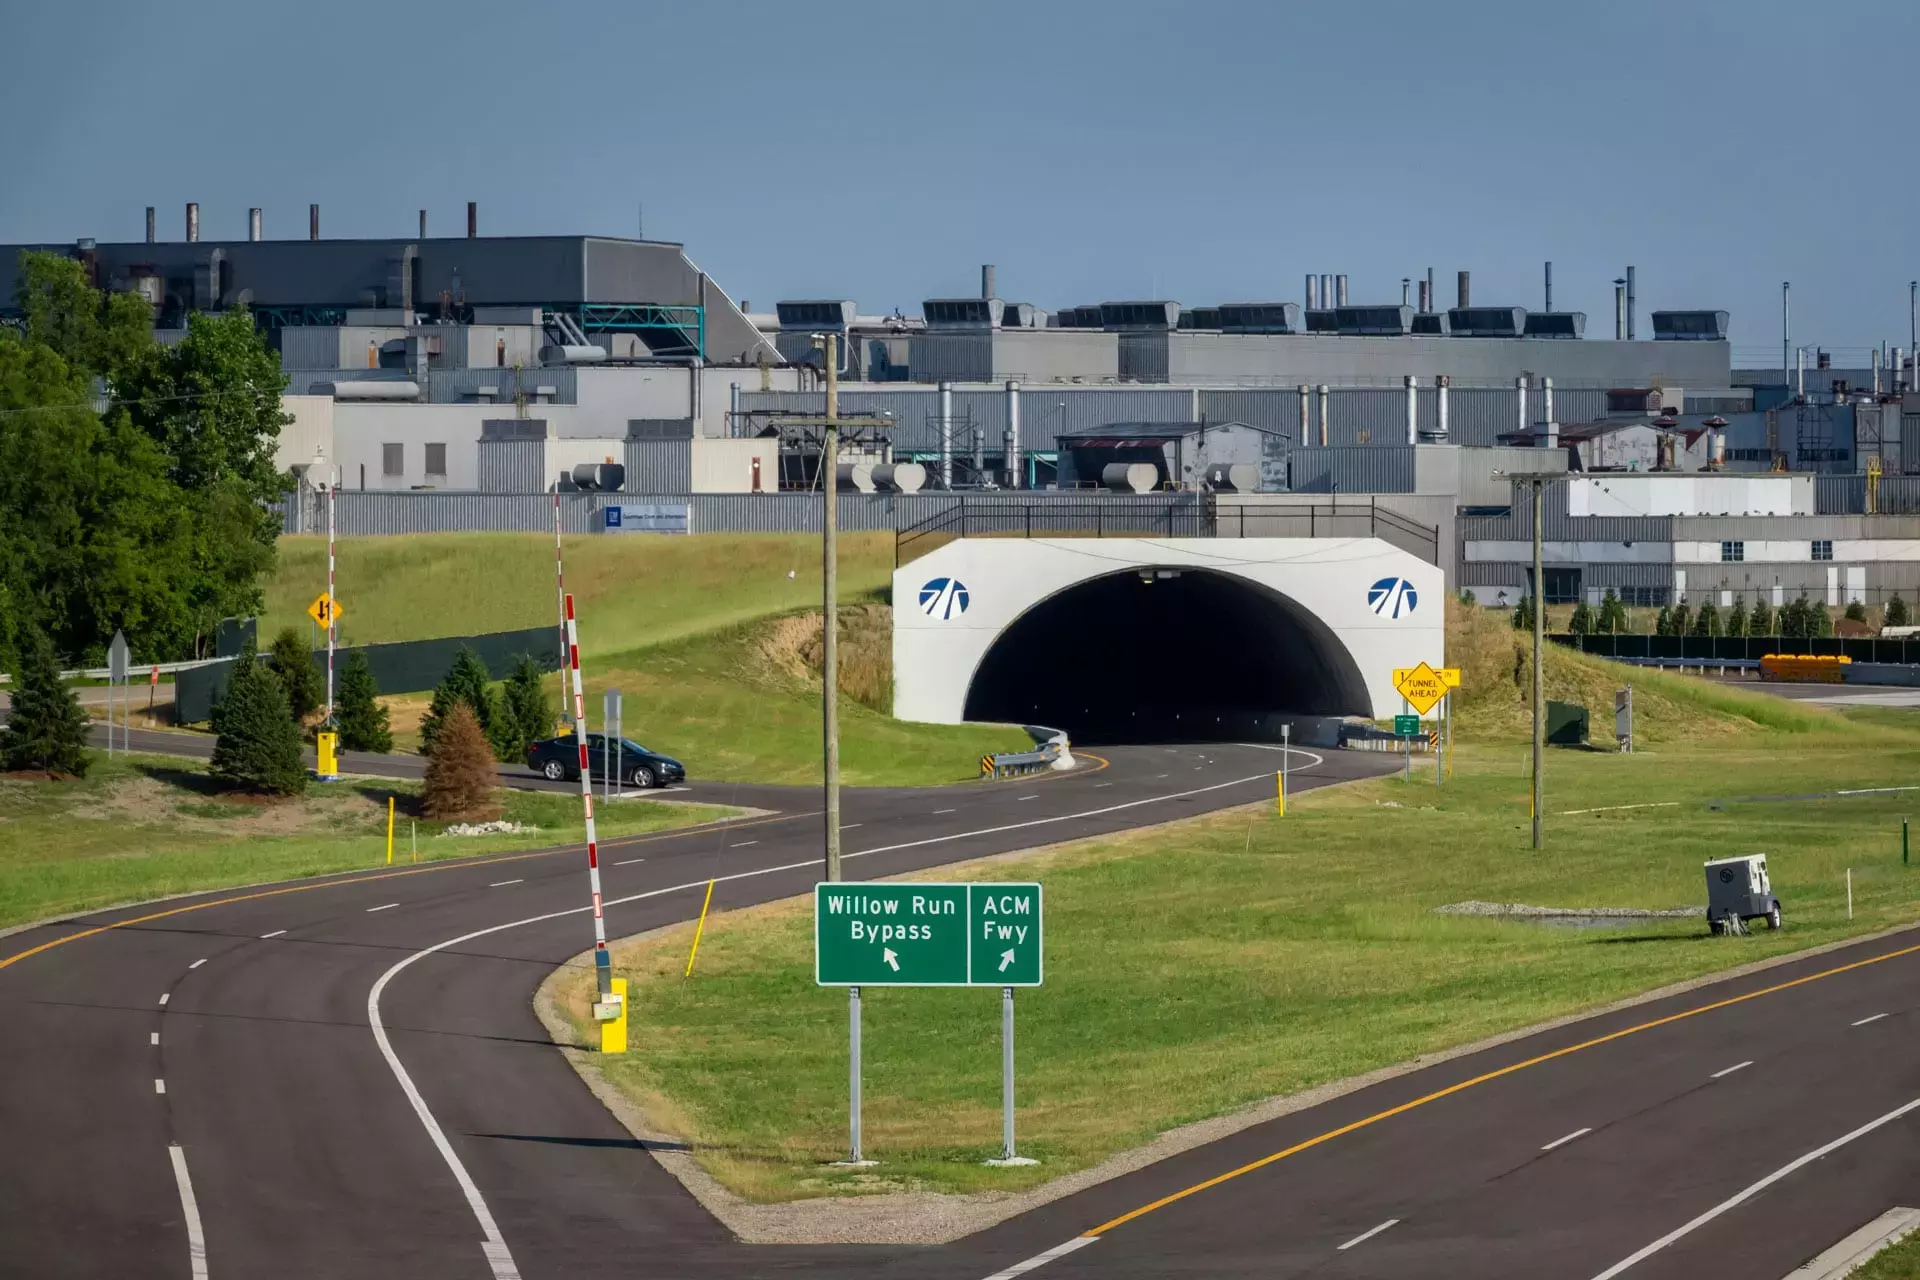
top-left (1817, 474), bottom-right (1920, 515)
top-left (738, 388), bottom-right (1195, 453)
top-left (1289, 447), bottom-right (1416, 493)
top-left (624, 440), bottom-right (692, 494)
top-left (477, 440), bottom-right (544, 492)
top-left (1456, 483), bottom-right (1676, 543)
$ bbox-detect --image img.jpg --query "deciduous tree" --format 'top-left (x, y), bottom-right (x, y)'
top-left (422, 702), bottom-right (497, 820)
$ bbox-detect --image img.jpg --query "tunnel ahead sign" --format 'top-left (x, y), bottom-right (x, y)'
top-left (814, 882), bottom-right (1043, 987)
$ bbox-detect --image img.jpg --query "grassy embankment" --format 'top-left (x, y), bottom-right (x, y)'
top-left (1855, 1228), bottom-right (1920, 1279)
top-left (0, 753), bottom-right (733, 931)
top-left (261, 533), bottom-right (1027, 784)
top-left (554, 604), bottom-right (1920, 1202)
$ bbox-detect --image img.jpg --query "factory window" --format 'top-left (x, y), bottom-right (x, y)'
top-left (382, 443), bottom-right (404, 477)
top-left (1620, 586), bottom-right (1668, 607)
top-left (425, 443), bottom-right (447, 478)
top-left (1720, 541), bottom-right (1744, 563)
top-left (1812, 539), bottom-right (1833, 562)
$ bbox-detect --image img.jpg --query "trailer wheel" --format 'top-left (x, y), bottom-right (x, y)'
top-left (1767, 903), bottom-right (1782, 930)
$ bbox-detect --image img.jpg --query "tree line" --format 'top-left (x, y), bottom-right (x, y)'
top-left (1522, 588), bottom-right (1911, 638)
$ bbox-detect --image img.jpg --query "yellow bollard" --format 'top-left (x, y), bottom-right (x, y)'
top-left (1275, 770), bottom-right (1286, 817)
top-left (600, 977), bottom-right (628, 1055)
top-left (685, 879), bottom-right (716, 977)
top-left (386, 796), bottom-right (395, 865)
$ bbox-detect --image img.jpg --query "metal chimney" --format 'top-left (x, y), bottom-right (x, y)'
top-left (1435, 375), bottom-right (1451, 442)
top-left (467, 201), bottom-right (477, 238)
top-left (1401, 278), bottom-right (1411, 306)
top-left (1426, 267), bottom-right (1435, 310)
top-left (1298, 384), bottom-right (1311, 441)
top-left (1005, 380), bottom-right (1022, 488)
top-left (1517, 374), bottom-right (1530, 437)
top-left (1613, 280), bottom-right (1627, 340)
top-left (1317, 384), bottom-right (1330, 447)
top-left (1335, 274), bottom-right (1349, 307)
top-left (1304, 274), bottom-right (1317, 311)
top-left (310, 204), bottom-right (320, 241)
top-left (982, 264), bottom-right (996, 300)
top-left (186, 202), bottom-right (199, 243)
top-left (1319, 275), bottom-right (1332, 310)
top-left (1417, 279), bottom-right (1431, 313)
top-left (1625, 265), bottom-right (1636, 339)
top-left (248, 207), bottom-right (262, 242)
top-left (1457, 270), bottom-right (1470, 309)
top-left (1404, 375), bottom-right (1418, 445)
top-left (1543, 377), bottom-right (1555, 437)
top-left (144, 206), bottom-right (155, 244)
top-left (419, 209), bottom-right (428, 239)
top-left (1544, 261), bottom-right (1553, 311)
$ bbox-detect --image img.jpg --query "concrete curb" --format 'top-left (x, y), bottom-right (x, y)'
top-left (1783, 1207), bottom-right (1920, 1279)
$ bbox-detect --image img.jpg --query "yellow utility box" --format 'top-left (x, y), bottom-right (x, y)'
top-left (316, 731), bottom-right (340, 780)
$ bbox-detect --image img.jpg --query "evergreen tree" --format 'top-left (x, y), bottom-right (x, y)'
top-left (1727, 598), bottom-right (1748, 638)
top-left (334, 650), bottom-right (392, 753)
top-left (494, 655), bottom-right (553, 760)
top-left (1813, 603), bottom-right (1834, 638)
top-left (1886, 594), bottom-right (1911, 629)
top-left (1749, 598), bottom-right (1773, 637)
top-left (1511, 594), bottom-right (1535, 631)
top-left (422, 702), bottom-right (497, 820)
top-left (1457, 588), bottom-right (1477, 606)
top-left (1568, 600), bottom-right (1593, 635)
top-left (267, 626), bottom-right (322, 723)
top-left (208, 649), bottom-right (306, 795)
top-left (1598, 588), bottom-right (1625, 634)
top-left (0, 626), bottom-right (91, 776)
top-left (1670, 603), bottom-right (1692, 637)
top-left (420, 646), bottom-right (496, 756)
top-left (1845, 601), bottom-right (1869, 624)
top-left (1783, 594), bottom-right (1813, 639)
top-left (1654, 605), bottom-right (1675, 636)
top-left (1692, 602), bottom-right (1720, 636)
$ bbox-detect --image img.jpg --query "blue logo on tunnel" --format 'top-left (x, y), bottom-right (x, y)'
top-left (919, 577), bottom-right (970, 620)
top-left (1368, 577), bottom-right (1418, 619)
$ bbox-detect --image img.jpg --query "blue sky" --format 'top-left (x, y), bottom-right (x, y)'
top-left (4, 0), bottom-right (1917, 361)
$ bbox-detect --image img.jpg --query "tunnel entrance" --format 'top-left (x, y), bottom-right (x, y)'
top-left (961, 566), bottom-right (1370, 744)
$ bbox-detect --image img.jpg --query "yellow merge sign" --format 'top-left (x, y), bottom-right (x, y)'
top-left (307, 592), bottom-right (344, 628)
top-left (1393, 661), bottom-right (1451, 715)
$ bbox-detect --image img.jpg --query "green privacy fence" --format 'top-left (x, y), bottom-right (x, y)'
top-left (174, 625), bottom-right (559, 725)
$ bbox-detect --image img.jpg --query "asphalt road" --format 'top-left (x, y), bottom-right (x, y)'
top-left (7, 735), bottom-right (1920, 1279)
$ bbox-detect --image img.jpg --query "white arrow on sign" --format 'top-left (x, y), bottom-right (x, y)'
top-left (999, 948), bottom-right (1016, 972)
top-left (882, 948), bottom-right (900, 972)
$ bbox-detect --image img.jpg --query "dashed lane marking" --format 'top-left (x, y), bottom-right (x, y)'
top-left (1711, 1060), bottom-right (1753, 1079)
top-left (1338, 1219), bottom-right (1400, 1251)
top-left (158, 993), bottom-right (169, 1006)
top-left (188, 958), bottom-right (206, 970)
top-left (489, 880), bottom-right (523, 888)
top-left (259, 930), bottom-right (286, 939)
top-left (976, 1236), bottom-right (1099, 1278)
top-left (366, 903), bottom-right (398, 913)
top-left (154, 1079), bottom-right (166, 1095)
top-left (1854, 1012), bottom-right (1889, 1026)
top-left (1541, 1127), bottom-right (1591, 1151)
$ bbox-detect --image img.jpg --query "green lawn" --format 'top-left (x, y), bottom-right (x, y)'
top-left (263, 531), bottom-right (897, 656)
top-left (0, 752), bottom-right (736, 930)
top-left (556, 719), bottom-right (1920, 1202)
top-left (1855, 1226), bottom-right (1920, 1279)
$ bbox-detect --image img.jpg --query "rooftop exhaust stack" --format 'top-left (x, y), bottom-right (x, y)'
top-left (1625, 265), bottom-right (1636, 340)
top-left (145, 206), bottom-right (155, 244)
top-left (310, 204), bottom-right (319, 241)
top-left (1544, 261), bottom-right (1553, 311)
top-left (1336, 274), bottom-right (1349, 306)
top-left (419, 209), bottom-right (427, 239)
top-left (1319, 275), bottom-right (1332, 310)
top-left (186, 202), bottom-right (199, 243)
top-left (1417, 279), bottom-right (1431, 313)
top-left (982, 264), bottom-right (996, 300)
top-left (248, 207), bottom-right (262, 242)
top-left (1304, 274), bottom-right (1317, 310)
top-left (1457, 270), bottom-right (1470, 309)
top-left (467, 201), bottom-right (477, 238)
top-left (1614, 280), bottom-right (1627, 340)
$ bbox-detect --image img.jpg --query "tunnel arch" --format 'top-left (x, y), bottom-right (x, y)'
top-left (960, 565), bottom-right (1370, 744)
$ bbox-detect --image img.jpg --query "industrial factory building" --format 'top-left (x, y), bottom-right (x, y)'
top-left (7, 203), bottom-right (1920, 612)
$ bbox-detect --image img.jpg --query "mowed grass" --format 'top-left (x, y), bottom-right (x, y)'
top-left (263, 531), bottom-right (896, 656)
top-left (556, 718), bottom-right (1920, 1202)
top-left (1854, 1227), bottom-right (1920, 1279)
top-left (0, 753), bottom-right (736, 930)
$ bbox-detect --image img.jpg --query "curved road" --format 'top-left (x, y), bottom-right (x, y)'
top-left (7, 736), bottom-right (1920, 1278)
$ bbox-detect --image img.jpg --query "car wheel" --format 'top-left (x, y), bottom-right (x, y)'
top-left (630, 765), bottom-right (655, 789)
top-left (1767, 904), bottom-right (1782, 930)
top-left (542, 758), bottom-right (566, 781)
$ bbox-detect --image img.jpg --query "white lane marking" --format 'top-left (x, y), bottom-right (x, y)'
top-left (169, 1144), bottom-right (209, 1279)
top-left (1018, 795), bottom-right (1038, 801)
top-left (1228, 744), bottom-right (1331, 771)
top-left (1093, 782), bottom-right (1112, 788)
top-left (188, 958), bottom-right (207, 970)
top-left (1154, 773), bottom-right (1169, 779)
top-left (1589, 1096), bottom-right (1920, 1279)
top-left (1711, 1060), bottom-right (1753, 1079)
top-left (259, 930), bottom-right (286, 939)
top-left (1560, 801), bottom-right (1682, 816)
top-left (154, 1079), bottom-right (166, 1095)
top-left (731, 841), bottom-right (759, 848)
top-left (1542, 1127), bottom-right (1592, 1151)
top-left (150, 1032), bottom-right (160, 1046)
top-left (613, 858), bottom-right (646, 866)
top-left (1854, 1012), bottom-right (1889, 1026)
top-left (977, 1235), bottom-right (1099, 1278)
top-left (935, 808), bottom-right (957, 814)
top-left (841, 823), bottom-right (863, 830)
top-left (369, 769), bottom-right (1282, 1280)
top-left (366, 903), bottom-right (398, 913)
top-left (158, 993), bottom-right (169, 1006)
top-left (489, 879), bottom-right (523, 888)
top-left (1339, 1218), bottom-right (1400, 1251)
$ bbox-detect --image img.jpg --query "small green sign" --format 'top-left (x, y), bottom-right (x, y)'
top-left (815, 882), bottom-right (1043, 987)
top-left (1393, 714), bottom-right (1421, 736)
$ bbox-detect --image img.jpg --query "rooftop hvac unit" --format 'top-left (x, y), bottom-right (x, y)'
top-left (1411, 311), bottom-right (1451, 336)
top-left (1001, 301), bottom-right (1040, 329)
top-left (1216, 302), bottom-right (1300, 334)
top-left (1179, 306), bottom-right (1223, 330)
top-left (775, 299), bottom-right (857, 329)
top-left (1099, 300), bottom-right (1180, 331)
top-left (1334, 305), bottom-right (1414, 336)
top-left (1304, 309), bottom-right (1338, 334)
top-left (1652, 310), bottom-right (1730, 341)
top-left (1447, 307), bottom-right (1528, 338)
top-left (1523, 311), bottom-right (1587, 339)
top-left (923, 298), bottom-right (1003, 329)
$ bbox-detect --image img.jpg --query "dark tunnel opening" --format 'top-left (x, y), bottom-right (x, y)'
top-left (962, 567), bottom-right (1371, 744)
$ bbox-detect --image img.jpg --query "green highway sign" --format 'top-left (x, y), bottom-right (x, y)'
top-left (1393, 714), bottom-right (1420, 736)
top-left (814, 882), bottom-right (1043, 987)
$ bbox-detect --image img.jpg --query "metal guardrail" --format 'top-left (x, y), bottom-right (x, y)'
top-left (981, 742), bottom-right (1061, 779)
top-left (0, 656), bottom-right (226, 685)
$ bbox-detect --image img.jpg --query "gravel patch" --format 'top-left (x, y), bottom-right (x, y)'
top-left (1435, 900), bottom-right (1698, 920)
top-left (439, 820), bottom-right (540, 837)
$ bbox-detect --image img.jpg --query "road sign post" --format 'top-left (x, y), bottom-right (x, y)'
top-left (1278, 722), bottom-right (1291, 816)
top-left (816, 882), bottom-right (1043, 1164)
top-left (106, 631), bottom-right (129, 758)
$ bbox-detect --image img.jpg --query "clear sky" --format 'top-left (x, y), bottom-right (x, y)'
top-left (4, 0), bottom-right (1917, 363)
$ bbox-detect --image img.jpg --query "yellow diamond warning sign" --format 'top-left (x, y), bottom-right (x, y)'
top-left (307, 592), bottom-right (343, 628)
top-left (1393, 662), bottom-right (1452, 715)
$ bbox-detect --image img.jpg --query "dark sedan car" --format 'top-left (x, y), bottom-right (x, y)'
top-left (525, 733), bottom-right (686, 788)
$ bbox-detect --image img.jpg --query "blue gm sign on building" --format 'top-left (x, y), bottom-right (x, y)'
top-left (919, 577), bottom-right (969, 620)
top-left (1368, 577), bottom-right (1418, 619)
top-left (601, 504), bottom-right (691, 535)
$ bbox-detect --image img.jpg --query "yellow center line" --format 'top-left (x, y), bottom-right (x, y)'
top-left (1083, 934), bottom-right (1920, 1238)
top-left (0, 809), bottom-right (803, 972)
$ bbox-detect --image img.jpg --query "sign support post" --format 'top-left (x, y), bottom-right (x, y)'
top-left (838, 985), bottom-right (872, 1166)
top-left (986, 985), bottom-right (1038, 1165)
top-left (1278, 723), bottom-right (1290, 816)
